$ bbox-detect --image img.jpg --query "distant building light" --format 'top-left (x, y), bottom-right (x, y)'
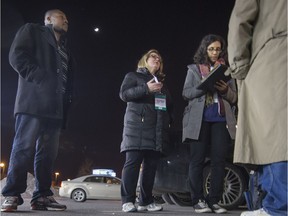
top-left (92, 169), bottom-right (116, 177)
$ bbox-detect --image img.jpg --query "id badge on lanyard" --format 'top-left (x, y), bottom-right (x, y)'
top-left (155, 93), bottom-right (167, 111)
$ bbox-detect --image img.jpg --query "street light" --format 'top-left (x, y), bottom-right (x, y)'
top-left (55, 172), bottom-right (60, 186)
top-left (0, 163), bottom-right (5, 179)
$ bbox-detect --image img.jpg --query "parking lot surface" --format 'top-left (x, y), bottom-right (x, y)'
top-left (0, 196), bottom-right (246, 216)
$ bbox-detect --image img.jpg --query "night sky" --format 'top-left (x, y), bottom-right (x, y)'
top-left (1, 0), bottom-right (236, 181)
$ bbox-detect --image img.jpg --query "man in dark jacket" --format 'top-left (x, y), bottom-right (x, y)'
top-left (1, 9), bottom-right (74, 212)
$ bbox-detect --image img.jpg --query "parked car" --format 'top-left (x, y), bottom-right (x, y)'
top-left (59, 174), bottom-right (121, 202)
top-left (152, 129), bottom-right (249, 210)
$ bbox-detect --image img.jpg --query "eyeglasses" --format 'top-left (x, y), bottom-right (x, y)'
top-left (207, 47), bottom-right (222, 53)
top-left (149, 54), bottom-right (162, 62)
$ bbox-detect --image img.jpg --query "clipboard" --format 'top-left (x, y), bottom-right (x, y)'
top-left (197, 64), bottom-right (231, 92)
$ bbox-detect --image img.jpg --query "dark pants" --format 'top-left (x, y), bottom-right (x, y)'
top-left (121, 150), bottom-right (161, 206)
top-left (188, 121), bottom-right (230, 205)
top-left (2, 114), bottom-right (62, 202)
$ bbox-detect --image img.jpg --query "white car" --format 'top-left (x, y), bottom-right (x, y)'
top-left (59, 174), bottom-right (121, 202)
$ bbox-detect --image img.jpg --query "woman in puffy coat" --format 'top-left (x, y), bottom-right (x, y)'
top-left (182, 34), bottom-right (237, 213)
top-left (119, 49), bottom-right (173, 212)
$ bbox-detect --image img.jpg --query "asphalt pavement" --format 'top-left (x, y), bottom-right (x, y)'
top-left (0, 197), bottom-right (246, 216)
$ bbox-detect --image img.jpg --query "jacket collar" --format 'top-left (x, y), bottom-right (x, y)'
top-left (137, 67), bottom-right (149, 74)
top-left (41, 24), bottom-right (67, 49)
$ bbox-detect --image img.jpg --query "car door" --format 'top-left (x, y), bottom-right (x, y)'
top-left (104, 177), bottom-right (121, 199)
top-left (83, 176), bottom-right (106, 199)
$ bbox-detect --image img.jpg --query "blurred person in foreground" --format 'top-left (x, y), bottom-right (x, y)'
top-left (182, 34), bottom-right (237, 214)
top-left (227, 0), bottom-right (287, 215)
top-left (119, 49), bottom-right (173, 212)
top-left (1, 9), bottom-right (75, 212)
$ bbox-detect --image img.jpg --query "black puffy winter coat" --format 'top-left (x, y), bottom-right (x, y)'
top-left (119, 68), bottom-right (173, 153)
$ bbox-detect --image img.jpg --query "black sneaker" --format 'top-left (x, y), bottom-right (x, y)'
top-left (210, 204), bottom-right (227, 214)
top-left (31, 196), bottom-right (67, 211)
top-left (1, 196), bottom-right (19, 212)
top-left (193, 199), bottom-right (212, 213)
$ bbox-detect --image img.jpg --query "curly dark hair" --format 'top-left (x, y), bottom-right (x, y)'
top-left (193, 34), bottom-right (228, 65)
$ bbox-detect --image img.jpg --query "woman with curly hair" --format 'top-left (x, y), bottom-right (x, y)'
top-left (119, 49), bottom-right (173, 212)
top-left (182, 34), bottom-right (237, 213)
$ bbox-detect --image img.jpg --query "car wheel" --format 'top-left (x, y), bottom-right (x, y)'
top-left (161, 193), bottom-right (174, 205)
top-left (168, 192), bottom-right (193, 206)
top-left (72, 189), bottom-right (87, 202)
top-left (203, 162), bottom-right (247, 210)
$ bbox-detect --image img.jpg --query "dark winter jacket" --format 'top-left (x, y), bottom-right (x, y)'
top-left (9, 23), bottom-right (75, 127)
top-left (119, 68), bottom-right (173, 153)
